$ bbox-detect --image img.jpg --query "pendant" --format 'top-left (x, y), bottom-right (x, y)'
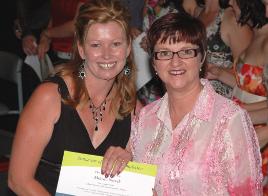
top-left (89, 99), bottom-right (106, 132)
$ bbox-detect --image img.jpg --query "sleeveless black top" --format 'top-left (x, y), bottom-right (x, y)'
top-left (35, 76), bottom-right (131, 195)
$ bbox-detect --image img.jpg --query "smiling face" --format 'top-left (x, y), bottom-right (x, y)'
top-left (77, 21), bottom-right (131, 81)
top-left (153, 40), bottom-right (203, 93)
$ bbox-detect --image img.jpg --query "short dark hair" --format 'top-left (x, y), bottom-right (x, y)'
top-left (236, 0), bottom-right (267, 28)
top-left (147, 12), bottom-right (207, 77)
top-left (219, 0), bottom-right (267, 28)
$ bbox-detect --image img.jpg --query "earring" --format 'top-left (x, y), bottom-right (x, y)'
top-left (123, 64), bottom-right (131, 76)
top-left (78, 60), bottom-right (86, 79)
top-left (200, 67), bottom-right (202, 72)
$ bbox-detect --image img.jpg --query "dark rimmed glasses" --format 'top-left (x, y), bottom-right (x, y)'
top-left (154, 48), bottom-right (200, 60)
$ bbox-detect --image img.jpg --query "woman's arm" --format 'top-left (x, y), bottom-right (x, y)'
top-left (255, 125), bottom-right (268, 149)
top-left (101, 110), bottom-right (140, 178)
top-left (206, 63), bottom-right (237, 87)
top-left (225, 109), bottom-right (262, 194)
top-left (38, 2), bottom-right (84, 59)
top-left (38, 19), bottom-right (52, 60)
top-left (101, 143), bottom-right (132, 178)
top-left (8, 82), bottom-right (61, 195)
top-left (242, 100), bottom-right (268, 112)
top-left (221, 8), bottom-right (253, 59)
top-left (41, 2), bottom-right (84, 39)
top-left (247, 107), bottom-right (268, 125)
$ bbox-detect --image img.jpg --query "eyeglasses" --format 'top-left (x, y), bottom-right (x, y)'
top-left (154, 48), bottom-right (200, 60)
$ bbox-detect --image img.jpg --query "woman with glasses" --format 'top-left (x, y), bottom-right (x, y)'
top-left (129, 12), bottom-right (262, 195)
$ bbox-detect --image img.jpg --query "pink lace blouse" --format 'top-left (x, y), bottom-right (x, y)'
top-left (131, 79), bottom-right (262, 195)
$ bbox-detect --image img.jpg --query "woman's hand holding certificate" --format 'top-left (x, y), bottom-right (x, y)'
top-left (101, 146), bottom-right (132, 178)
top-left (56, 151), bottom-right (157, 196)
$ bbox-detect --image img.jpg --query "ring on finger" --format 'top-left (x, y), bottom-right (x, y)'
top-left (117, 159), bottom-right (125, 165)
top-left (121, 159), bottom-right (125, 164)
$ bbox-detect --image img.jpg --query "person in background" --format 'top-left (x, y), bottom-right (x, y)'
top-left (16, 0), bottom-right (50, 56)
top-left (137, 0), bottom-right (176, 105)
top-left (38, 0), bottom-right (86, 64)
top-left (130, 12), bottom-right (262, 195)
top-left (173, 0), bottom-right (204, 16)
top-left (201, 0), bottom-right (253, 98)
top-left (207, 0), bottom-right (268, 143)
top-left (8, 0), bottom-right (136, 195)
top-left (206, 0), bottom-right (268, 192)
top-left (120, 0), bottom-right (145, 38)
top-left (14, 0), bottom-right (51, 104)
top-left (39, 0), bottom-right (144, 64)
top-left (177, 0), bottom-right (253, 99)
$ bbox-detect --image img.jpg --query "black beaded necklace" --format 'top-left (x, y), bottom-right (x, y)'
top-left (89, 99), bottom-right (106, 131)
top-left (89, 86), bottom-right (113, 131)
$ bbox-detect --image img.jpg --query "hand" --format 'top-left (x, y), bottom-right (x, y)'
top-left (22, 35), bottom-right (38, 55)
top-left (38, 31), bottom-right (51, 60)
top-left (101, 146), bottom-right (132, 178)
top-left (131, 27), bottom-right (142, 39)
top-left (205, 63), bottom-right (221, 80)
top-left (140, 36), bottom-right (149, 53)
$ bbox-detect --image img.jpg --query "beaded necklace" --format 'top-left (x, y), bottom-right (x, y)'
top-left (89, 86), bottom-right (113, 131)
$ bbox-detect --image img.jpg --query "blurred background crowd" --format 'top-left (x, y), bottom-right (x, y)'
top-left (1, 0), bottom-right (268, 194)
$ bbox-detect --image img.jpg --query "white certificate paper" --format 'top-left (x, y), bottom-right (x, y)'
top-left (56, 151), bottom-right (157, 196)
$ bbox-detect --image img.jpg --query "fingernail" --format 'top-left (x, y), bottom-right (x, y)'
top-left (101, 170), bottom-right (104, 175)
top-left (110, 174), bottom-right (114, 178)
top-left (105, 174), bottom-right (109, 178)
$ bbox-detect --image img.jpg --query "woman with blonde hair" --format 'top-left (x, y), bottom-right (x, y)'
top-left (8, 0), bottom-right (136, 195)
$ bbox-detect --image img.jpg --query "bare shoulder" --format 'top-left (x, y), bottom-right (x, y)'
top-left (22, 81), bottom-right (62, 124)
top-left (222, 8), bottom-right (235, 22)
top-left (30, 82), bottom-right (61, 105)
top-left (30, 75), bottom-right (73, 104)
top-left (221, 9), bottom-right (236, 39)
top-left (12, 81), bottom-right (63, 154)
top-left (221, 8), bottom-right (253, 57)
top-left (222, 8), bottom-right (248, 32)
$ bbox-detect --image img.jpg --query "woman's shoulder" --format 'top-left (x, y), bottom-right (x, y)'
top-left (31, 79), bottom-right (62, 105)
top-left (138, 98), bottom-right (163, 117)
top-left (21, 78), bottom-right (63, 125)
top-left (29, 75), bottom-right (74, 108)
top-left (222, 7), bottom-right (236, 22)
top-left (214, 93), bottom-right (242, 116)
top-left (221, 8), bottom-right (244, 31)
top-left (44, 75), bottom-right (73, 98)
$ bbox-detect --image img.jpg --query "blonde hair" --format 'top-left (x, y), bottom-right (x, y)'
top-left (55, 0), bottom-right (136, 119)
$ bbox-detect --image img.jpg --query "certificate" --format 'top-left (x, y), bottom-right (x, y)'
top-left (56, 151), bottom-right (157, 196)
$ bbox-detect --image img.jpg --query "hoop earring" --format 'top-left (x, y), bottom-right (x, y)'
top-left (123, 64), bottom-right (131, 76)
top-left (78, 60), bottom-right (86, 79)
